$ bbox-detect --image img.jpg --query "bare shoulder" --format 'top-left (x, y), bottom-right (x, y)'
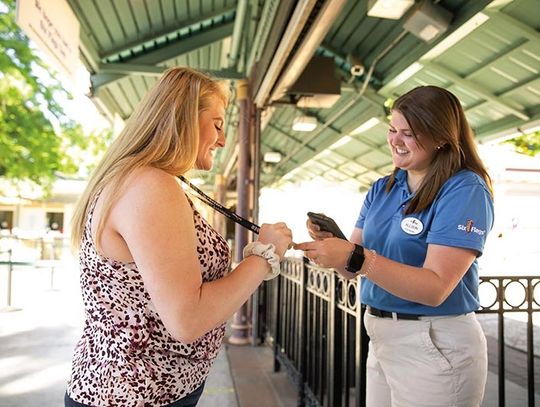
top-left (111, 167), bottom-right (193, 228)
top-left (122, 167), bottom-right (187, 204)
top-left (126, 166), bottom-right (180, 192)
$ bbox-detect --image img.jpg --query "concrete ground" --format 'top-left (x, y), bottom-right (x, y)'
top-left (0, 257), bottom-right (297, 407)
top-left (0, 260), bottom-right (537, 407)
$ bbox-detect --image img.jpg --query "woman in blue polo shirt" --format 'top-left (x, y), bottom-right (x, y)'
top-left (295, 86), bottom-right (493, 407)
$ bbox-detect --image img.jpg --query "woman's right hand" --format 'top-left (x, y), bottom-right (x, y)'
top-left (257, 222), bottom-right (293, 258)
top-left (307, 217), bottom-right (334, 241)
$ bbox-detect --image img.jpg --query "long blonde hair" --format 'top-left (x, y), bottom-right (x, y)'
top-left (386, 85), bottom-right (493, 214)
top-left (71, 67), bottom-right (228, 250)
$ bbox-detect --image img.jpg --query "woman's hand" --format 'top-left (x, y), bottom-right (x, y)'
top-left (294, 238), bottom-right (354, 269)
top-left (307, 216), bottom-right (334, 240)
top-left (257, 222), bottom-right (293, 258)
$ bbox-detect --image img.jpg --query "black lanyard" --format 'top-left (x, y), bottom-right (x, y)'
top-left (177, 175), bottom-right (261, 234)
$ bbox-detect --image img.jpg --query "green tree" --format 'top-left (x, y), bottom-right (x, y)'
top-left (0, 0), bottom-right (107, 191)
top-left (504, 131), bottom-right (540, 157)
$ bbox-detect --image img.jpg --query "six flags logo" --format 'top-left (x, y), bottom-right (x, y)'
top-left (458, 219), bottom-right (486, 236)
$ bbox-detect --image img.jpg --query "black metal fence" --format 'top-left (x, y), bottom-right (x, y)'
top-left (258, 257), bottom-right (540, 407)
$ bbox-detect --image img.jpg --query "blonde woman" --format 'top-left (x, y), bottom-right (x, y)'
top-left (65, 67), bottom-right (292, 407)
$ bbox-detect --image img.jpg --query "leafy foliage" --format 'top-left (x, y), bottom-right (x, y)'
top-left (504, 131), bottom-right (540, 157)
top-left (0, 0), bottom-right (109, 192)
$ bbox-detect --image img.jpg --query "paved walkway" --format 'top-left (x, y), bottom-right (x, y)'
top-left (0, 261), bottom-right (537, 406)
top-left (0, 258), bottom-right (296, 407)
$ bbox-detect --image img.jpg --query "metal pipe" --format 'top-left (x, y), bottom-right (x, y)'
top-left (228, 0), bottom-right (248, 69)
top-left (251, 107), bottom-right (262, 345)
top-left (229, 79), bottom-right (252, 345)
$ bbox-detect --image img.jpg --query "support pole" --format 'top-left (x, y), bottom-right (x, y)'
top-left (251, 107), bottom-right (262, 345)
top-left (1, 249), bottom-right (21, 312)
top-left (229, 79), bottom-right (252, 345)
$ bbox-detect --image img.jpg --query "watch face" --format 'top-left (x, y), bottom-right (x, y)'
top-left (346, 245), bottom-right (365, 272)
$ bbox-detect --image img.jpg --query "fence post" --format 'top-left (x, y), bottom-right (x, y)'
top-left (6, 248), bottom-right (13, 307)
top-left (321, 271), bottom-right (339, 407)
top-left (273, 272), bottom-right (282, 373)
top-left (355, 280), bottom-right (368, 407)
top-left (526, 278), bottom-right (535, 407)
top-left (297, 257), bottom-right (308, 406)
top-left (1, 249), bottom-right (21, 312)
top-left (497, 279), bottom-right (505, 407)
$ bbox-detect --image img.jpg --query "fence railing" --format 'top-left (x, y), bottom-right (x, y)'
top-left (0, 236), bottom-right (68, 311)
top-left (258, 257), bottom-right (539, 407)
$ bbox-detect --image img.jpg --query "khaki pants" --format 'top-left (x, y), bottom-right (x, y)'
top-left (364, 312), bottom-right (487, 407)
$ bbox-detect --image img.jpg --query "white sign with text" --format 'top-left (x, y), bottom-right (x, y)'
top-left (16, 0), bottom-right (80, 81)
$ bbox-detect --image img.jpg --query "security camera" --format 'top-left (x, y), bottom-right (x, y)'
top-left (350, 64), bottom-right (365, 77)
top-left (347, 54), bottom-right (365, 77)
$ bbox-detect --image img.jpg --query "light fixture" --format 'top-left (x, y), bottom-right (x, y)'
top-left (263, 151), bottom-right (282, 163)
top-left (367, 0), bottom-right (414, 20)
top-left (402, 0), bottom-right (453, 43)
top-left (422, 12), bottom-right (489, 59)
top-left (292, 116), bottom-right (317, 132)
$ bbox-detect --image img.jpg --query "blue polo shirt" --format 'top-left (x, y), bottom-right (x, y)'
top-left (356, 169), bottom-right (494, 315)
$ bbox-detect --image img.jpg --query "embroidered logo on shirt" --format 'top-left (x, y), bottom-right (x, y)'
top-left (457, 219), bottom-right (485, 236)
top-left (401, 217), bottom-right (424, 235)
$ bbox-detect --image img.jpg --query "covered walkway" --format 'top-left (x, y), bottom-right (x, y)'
top-left (5, 0), bottom-right (540, 406)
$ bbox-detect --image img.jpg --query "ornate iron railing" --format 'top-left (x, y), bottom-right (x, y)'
top-left (258, 257), bottom-right (539, 407)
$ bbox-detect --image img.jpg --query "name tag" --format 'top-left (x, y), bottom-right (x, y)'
top-left (401, 217), bottom-right (424, 235)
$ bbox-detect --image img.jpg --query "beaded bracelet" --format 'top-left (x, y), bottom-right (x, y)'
top-left (242, 241), bottom-right (281, 280)
top-left (359, 249), bottom-right (377, 278)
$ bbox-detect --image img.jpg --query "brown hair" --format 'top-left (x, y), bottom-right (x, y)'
top-left (386, 85), bottom-right (493, 214)
top-left (71, 67), bottom-right (229, 249)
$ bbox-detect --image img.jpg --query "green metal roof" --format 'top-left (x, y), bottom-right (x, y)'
top-left (66, 0), bottom-right (540, 191)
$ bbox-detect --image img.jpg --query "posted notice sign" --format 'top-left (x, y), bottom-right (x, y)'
top-left (16, 0), bottom-right (80, 81)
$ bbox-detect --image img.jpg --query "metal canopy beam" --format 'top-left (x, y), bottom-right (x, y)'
top-left (269, 103), bottom-right (386, 184)
top-left (426, 62), bottom-right (530, 121)
top-left (96, 63), bottom-right (243, 79)
top-left (100, 5), bottom-right (237, 60)
top-left (271, 90), bottom-right (383, 175)
top-left (485, 9), bottom-right (540, 43)
top-left (475, 105), bottom-right (540, 142)
top-left (267, 123), bottom-right (317, 152)
top-left (90, 22), bottom-right (234, 90)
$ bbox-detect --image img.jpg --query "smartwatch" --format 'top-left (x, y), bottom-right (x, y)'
top-left (345, 244), bottom-right (365, 273)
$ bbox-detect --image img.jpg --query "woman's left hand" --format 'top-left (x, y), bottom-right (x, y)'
top-left (294, 238), bottom-right (354, 269)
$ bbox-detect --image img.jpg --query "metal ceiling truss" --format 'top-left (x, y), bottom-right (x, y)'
top-left (267, 106), bottom-right (387, 186)
top-left (425, 62), bottom-right (530, 121)
top-left (270, 91), bottom-right (382, 177)
top-left (100, 6), bottom-right (237, 61)
top-left (91, 20), bottom-right (235, 91)
top-left (63, 0), bottom-right (539, 192)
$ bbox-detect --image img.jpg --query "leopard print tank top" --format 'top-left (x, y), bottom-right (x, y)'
top-left (66, 195), bottom-right (230, 406)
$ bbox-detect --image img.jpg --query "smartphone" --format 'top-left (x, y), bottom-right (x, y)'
top-left (307, 212), bottom-right (347, 240)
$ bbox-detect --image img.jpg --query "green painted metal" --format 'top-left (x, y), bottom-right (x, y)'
top-left (90, 22), bottom-right (235, 90)
top-left (64, 0), bottom-right (539, 190)
top-left (101, 5), bottom-right (237, 60)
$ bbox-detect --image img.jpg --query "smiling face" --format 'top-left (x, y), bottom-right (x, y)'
top-left (387, 109), bottom-right (438, 185)
top-left (196, 96), bottom-right (226, 170)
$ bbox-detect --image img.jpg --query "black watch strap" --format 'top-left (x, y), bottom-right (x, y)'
top-left (345, 244), bottom-right (365, 273)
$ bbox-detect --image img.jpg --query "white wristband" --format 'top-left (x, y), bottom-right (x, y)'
top-left (242, 241), bottom-right (281, 280)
